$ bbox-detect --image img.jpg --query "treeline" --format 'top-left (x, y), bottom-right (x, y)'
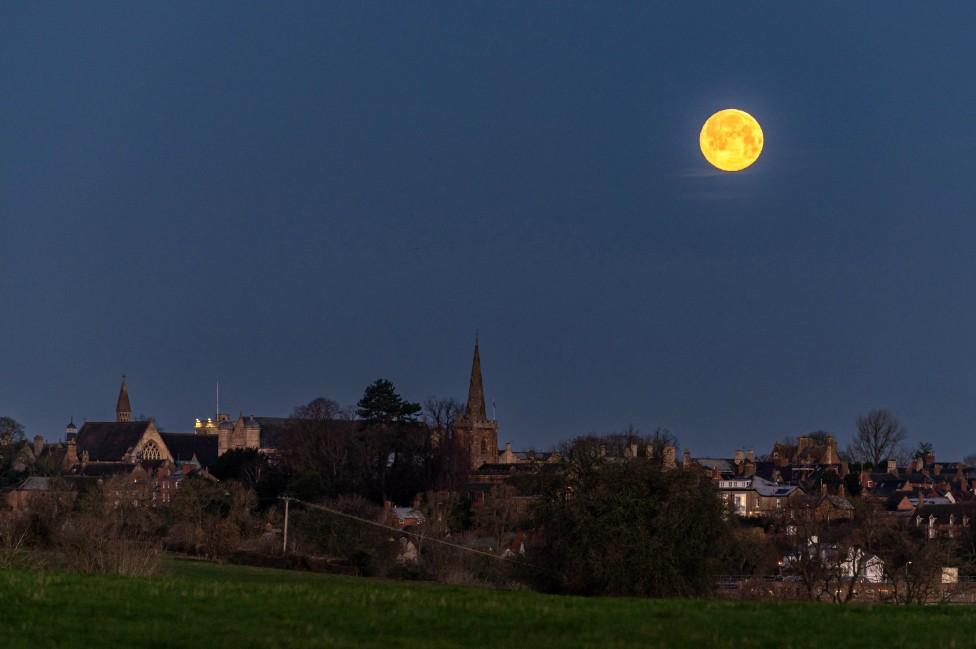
top-left (214, 379), bottom-right (471, 507)
top-left (0, 473), bottom-right (255, 575)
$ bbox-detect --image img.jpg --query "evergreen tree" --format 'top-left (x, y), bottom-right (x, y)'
top-left (356, 380), bottom-right (423, 503)
top-left (356, 379), bottom-right (421, 425)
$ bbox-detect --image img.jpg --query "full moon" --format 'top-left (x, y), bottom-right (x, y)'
top-left (699, 109), bottom-right (764, 172)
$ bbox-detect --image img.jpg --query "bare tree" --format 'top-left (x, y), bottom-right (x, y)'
top-left (420, 397), bottom-right (463, 490)
top-left (847, 409), bottom-right (907, 466)
top-left (292, 397), bottom-right (344, 420)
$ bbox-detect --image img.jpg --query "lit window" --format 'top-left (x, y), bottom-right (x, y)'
top-left (142, 441), bottom-right (161, 461)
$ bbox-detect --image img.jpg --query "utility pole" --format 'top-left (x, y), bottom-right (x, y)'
top-left (282, 497), bottom-right (290, 554)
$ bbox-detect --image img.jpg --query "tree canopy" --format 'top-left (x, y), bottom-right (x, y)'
top-left (356, 379), bottom-right (421, 425)
top-left (0, 416), bottom-right (25, 446)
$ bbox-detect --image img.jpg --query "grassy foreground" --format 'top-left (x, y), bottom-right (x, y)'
top-left (1, 561), bottom-right (974, 649)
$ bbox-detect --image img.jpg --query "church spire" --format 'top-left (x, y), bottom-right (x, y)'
top-left (116, 375), bottom-right (132, 423)
top-left (465, 336), bottom-right (488, 422)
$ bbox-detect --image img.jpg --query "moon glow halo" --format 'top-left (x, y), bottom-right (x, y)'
top-left (699, 109), bottom-right (763, 172)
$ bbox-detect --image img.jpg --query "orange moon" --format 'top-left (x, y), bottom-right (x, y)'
top-left (699, 109), bottom-right (764, 172)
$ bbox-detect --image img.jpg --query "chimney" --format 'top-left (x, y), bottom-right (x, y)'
top-left (742, 462), bottom-right (756, 478)
top-left (663, 445), bottom-right (676, 470)
top-left (505, 441), bottom-right (512, 453)
top-left (925, 451), bottom-right (936, 466)
top-left (887, 458), bottom-right (898, 474)
top-left (33, 435), bottom-right (44, 457)
top-left (912, 457), bottom-right (923, 472)
top-left (734, 450), bottom-right (745, 465)
top-left (745, 450), bottom-right (755, 463)
top-left (798, 436), bottom-right (811, 452)
top-left (683, 448), bottom-right (691, 468)
top-left (826, 436), bottom-right (839, 464)
top-left (629, 442), bottom-right (639, 459)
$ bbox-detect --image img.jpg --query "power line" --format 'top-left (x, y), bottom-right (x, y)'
top-left (279, 496), bottom-right (530, 566)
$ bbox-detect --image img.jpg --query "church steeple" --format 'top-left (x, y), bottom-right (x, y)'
top-left (455, 336), bottom-right (499, 470)
top-left (465, 336), bottom-right (488, 422)
top-left (116, 376), bottom-right (132, 423)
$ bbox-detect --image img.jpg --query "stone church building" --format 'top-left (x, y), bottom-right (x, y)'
top-left (69, 378), bottom-right (217, 472)
top-left (455, 339), bottom-right (560, 471)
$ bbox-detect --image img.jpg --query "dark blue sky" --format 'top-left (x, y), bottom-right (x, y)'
top-left (3, 3), bottom-right (976, 458)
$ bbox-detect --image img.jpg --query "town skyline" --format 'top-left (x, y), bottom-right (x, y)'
top-left (15, 340), bottom-right (968, 464)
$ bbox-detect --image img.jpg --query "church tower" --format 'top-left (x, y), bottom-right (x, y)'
top-left (116, 376), bottom-right (132, 423)
top-left (454, 338), bottom-right (499, 469)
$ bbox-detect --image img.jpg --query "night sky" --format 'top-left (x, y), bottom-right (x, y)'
top-left (3, 3), bottom-right (976, 459)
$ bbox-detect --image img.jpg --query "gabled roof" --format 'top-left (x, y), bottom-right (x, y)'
top-left (77, 421), bottom-right (151, 462)
top-left (159, 433), bottom-right (218, 469)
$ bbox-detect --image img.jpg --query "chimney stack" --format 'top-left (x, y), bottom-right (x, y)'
top-left (734, 450), bottom-right (745, 465)
top-left (663, 445), bottom-right (677, 470)
top-left (33, 435), bottom-right (44, 458)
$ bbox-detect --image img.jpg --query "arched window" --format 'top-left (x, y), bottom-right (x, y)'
top-left (480, 438), bottom-right (488, 455)
top-left (142, 441), bottom-right (161, 461)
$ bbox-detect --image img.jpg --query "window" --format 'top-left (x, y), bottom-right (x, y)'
top-left (142, 441), bottom-right (161, 461)
top-left (480, 438), bottom-right (488, 455)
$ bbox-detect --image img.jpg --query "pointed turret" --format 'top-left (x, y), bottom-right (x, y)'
top-left (465, 338), bottom-right (488, 422)
top-left (116, 376), bottom-right (132, 423)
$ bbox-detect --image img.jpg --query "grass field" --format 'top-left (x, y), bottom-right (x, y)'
top-left (0, 560), bottom-right (974, 649)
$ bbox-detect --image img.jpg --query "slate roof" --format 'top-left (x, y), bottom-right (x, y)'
top-left (14, 476), bottom-right (65, 491)
top-left (252, 416), bottom-right (429, 450)
top-left (159, 433), bottom-right (218, 469)
top-left (696, 458), bottom-right (736, 476)
top-left (914, 502), bottom-right (976, 524)
top-left (76, 421), bottom-right (151, 462)
top-left (252, 416), bottom-right (290, 449)
top-left (823, 494), bottom-right (855, 510)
